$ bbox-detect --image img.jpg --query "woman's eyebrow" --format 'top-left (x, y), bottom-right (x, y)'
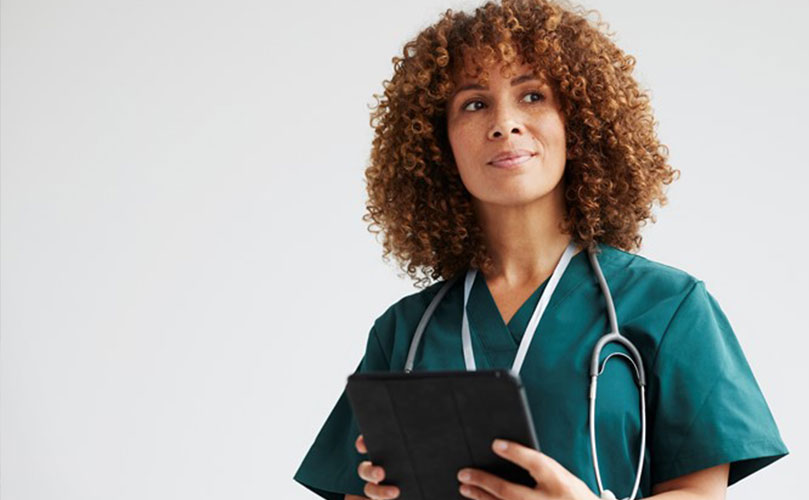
top-left (452, 73), bottom-right (543, 97)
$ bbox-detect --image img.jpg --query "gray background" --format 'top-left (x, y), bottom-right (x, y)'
top-left (2, 0), bottom-right (807, 499)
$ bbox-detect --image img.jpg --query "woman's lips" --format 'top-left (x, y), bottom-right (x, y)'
top-left (488, 153), bottom-right (535, 168)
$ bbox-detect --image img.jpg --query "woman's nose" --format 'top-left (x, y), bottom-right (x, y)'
top-left (488, 107), bottom-right (525, 139)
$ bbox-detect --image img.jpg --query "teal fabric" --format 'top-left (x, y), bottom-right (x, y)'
top-left (293, 244), bottom-right (788, 499)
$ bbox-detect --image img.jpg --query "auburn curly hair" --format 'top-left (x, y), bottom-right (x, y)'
top-left (362, 0), bottom-right (679, 288)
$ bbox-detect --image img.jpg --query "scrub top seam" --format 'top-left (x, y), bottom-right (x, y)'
top-left (648, 280), bottom-right (703, 372)
top-left (555, 257), bottom-right (619, 307)
top-left (371, 325), bottom-right (392, 369)
top-left (540, 253), bottom-right (624, 321)
top-left (475, 326), bottom-right (497, 368)
top-left (465, 276), bottom-right (509, 364)
top-left (469, 272), bottom-right (519, 353)
top-left (653, 437), bottom-right (786, 470)
top-left (381, 277), bottom-right (449, 371)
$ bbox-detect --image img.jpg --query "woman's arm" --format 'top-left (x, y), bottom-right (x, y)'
top-left (649, 463), bottom-right (729, 500)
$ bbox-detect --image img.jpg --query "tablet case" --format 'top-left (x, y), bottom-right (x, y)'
top-left (346, 369), bottom-right (539, 500)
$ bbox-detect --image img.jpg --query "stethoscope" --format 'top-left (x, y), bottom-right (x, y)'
top-left (403, 241), bottom-right (646, 500)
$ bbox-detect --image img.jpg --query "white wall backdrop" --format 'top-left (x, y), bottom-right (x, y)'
top-left (2, 0), bottom-right (807, 499)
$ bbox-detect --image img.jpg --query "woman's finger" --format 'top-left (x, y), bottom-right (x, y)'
top-left (491, 439), bottom-right (554, 485)
top-left (345, 496), bottom-right (371, 500)
top-left (363, 481), bottom-right (400, 499)
top-left (357, 460), bottom-right (386, 483)
top-left (457, 467), bottom-right (534, 500)
top-left (355, 434), bottom-right (367, 454)
top-left (458, 484), bottom-right (501, 500)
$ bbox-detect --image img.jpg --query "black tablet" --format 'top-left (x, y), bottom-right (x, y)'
top-left (345, 369), bottom-right (539, 500)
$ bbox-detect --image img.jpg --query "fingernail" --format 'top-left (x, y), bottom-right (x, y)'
top-left (458, 470), bottom-right (470, 481)
top-left (493, 439), bottom-right (508, 451)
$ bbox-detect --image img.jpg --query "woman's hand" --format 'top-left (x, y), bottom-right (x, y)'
top-left (456, 439), bottom-right (599, 500)
top-left (352, 434), bottom-right (400, 500)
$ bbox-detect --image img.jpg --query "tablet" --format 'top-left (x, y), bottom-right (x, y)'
top-left (345, 369), bottom-right (539, 500)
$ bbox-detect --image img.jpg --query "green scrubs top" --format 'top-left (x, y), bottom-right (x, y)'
top-left (293, 243), bottom-right (788, 499)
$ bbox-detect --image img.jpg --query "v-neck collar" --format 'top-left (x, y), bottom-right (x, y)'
top-left (464, 247), bottom-right (593, 366)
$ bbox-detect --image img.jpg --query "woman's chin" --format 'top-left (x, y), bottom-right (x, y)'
top-left (473, 191), bottom-right (552, 208)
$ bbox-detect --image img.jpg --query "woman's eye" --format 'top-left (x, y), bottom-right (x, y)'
top-left (461, 100), bottom-right (484, 112)
top-left (461, 92), bottom-right (545, 111)
top-left (523, 91), bottom-right (545, 103)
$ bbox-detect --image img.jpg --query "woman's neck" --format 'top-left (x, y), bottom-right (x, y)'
top-left (473, 182), bottom-right (575, 288)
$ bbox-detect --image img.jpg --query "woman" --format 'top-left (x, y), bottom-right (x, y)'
top-left (293, 0), bottom-right (788, 499)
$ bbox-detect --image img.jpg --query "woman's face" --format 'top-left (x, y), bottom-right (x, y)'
top-left (446, 59), bottom-right (567, 208)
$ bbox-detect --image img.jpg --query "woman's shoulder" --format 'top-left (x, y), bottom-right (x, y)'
top-left (599, 243), bottom-right (735, 349)
top-left (599, 242), bottom-right (704, 298)
top-left (365, 274), bottom-right (462, 367)
top-left (371, 277), bottom-right (452, 333)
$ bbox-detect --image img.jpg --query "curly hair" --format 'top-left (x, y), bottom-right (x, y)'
top-left (362, 0), bottom-right (679, 288)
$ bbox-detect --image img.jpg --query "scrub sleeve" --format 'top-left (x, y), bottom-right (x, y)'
top-left (648, 280), bottom-right (788, 486)
top-left (293, 325), bottom-right (390, 500)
